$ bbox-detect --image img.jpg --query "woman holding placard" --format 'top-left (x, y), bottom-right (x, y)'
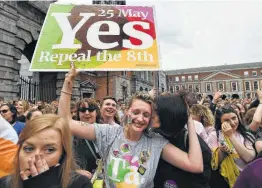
top-left (58, 63), bottom-right (203, 188)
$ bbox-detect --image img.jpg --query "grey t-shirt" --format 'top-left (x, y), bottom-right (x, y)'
top-left (94, 124), bottom-right (169, 188)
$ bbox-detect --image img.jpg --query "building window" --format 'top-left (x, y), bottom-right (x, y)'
top-left (145, 72), bottom-right (149, 81)
top-left (194, 75), bottom-right (199, 81)
top-left (188, 76), bottom-right (192, 81)
top-left (218, 82), bottom-right (224, 91)
top-left (244, 71), bottom-right (249, 76)
top-left (260, 70), bottom-right (262, 75)
top-left (175, 76), bottom-right (179, 82)
top-left (182, 76), bottom-right (185, 81)
top-left (121, 71), bottom-right (127, 77)
top-left (122, 86), bottom-right (127, 100)
top-left (253, 81), bottom-right (259, 90)
top-left (175, 85), bottom-right (180, 92)
top-left (231, 82), bottom-right (237, 91)
top-left (169, 77), bottom-right (172, 82)
top-left (252, 71), bottom-right (257, 76)
top-left (188, 84), bottom-right (193, 92)
top-left (245, 81), bottom-right (250, 91)
top-left (140, 87), bottom-right (143, 91)
top-left (206, 83), bottom-right (212, 92)
top-left (141, 71), bottom-right (145, 80)
top-left (194, 84), bottom-right (200, 92)
top-left (170, 86), bottom-right (174, 93)
top-left (181, 85), bottom-right (186, 90)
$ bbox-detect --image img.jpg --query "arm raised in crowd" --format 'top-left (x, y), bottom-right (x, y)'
top-left (161, 116), bottom-right (203, 173)
top-left (210, 91), bottom-right (223, 114)
top-left (58, 63), bottom-right (96, 141)
top-left (198, 93), bottom-right (206, 105)
top-left (249, 90), bottom-right (262, 132)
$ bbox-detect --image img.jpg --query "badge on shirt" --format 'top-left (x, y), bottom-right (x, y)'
top-left (120, 143), bottom-right (130, 154)
top-left (113, 150), bottom-right (120, 157)
top-left (139, 150), bottom-right (150, 165)
top-left (137, 165), bottom-right (146, 175)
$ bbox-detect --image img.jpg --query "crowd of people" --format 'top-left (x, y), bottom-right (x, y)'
top-left (0, 64), bottom-right (262, 188)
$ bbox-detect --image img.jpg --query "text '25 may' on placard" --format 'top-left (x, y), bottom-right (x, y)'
top-left (30, 3), bottom-right (161, 71)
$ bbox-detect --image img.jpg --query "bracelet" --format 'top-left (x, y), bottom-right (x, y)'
top-left (61, 90), bottom-right (72, 95)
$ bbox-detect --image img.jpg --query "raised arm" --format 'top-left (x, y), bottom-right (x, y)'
top-left (198, 93), bottom-right (206, 105)
top-left (249, 90), bottom-right (262, 132)
top-left (58, 63), bottom-right (96, 141)
top-left (161, 116), bottom-right (203, 173)
top-left (210, 91), bottom-right (223, 114)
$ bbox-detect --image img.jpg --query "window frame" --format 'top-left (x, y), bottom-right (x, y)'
top-left (252, 71), bottom-right (257, 76)
top-left (231, 82), bottom-right (238, 92)
top-left (175, 85), bottom-right (180, 92)
top-left (253, 80), bottom-right (259, 90)
top-left (206, 83), bottom-right (212, 92)
top-left (194, 75), bottom-right (199, 81)
top-left (194, 84), bottom-right (200, 92)
top-left (245, 81), bottom-right (251, 91)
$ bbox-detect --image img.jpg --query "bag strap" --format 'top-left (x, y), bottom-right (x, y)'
top-left (84, 139), bottom-right (98, 160)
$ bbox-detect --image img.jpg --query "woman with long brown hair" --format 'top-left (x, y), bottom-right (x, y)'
top-left (73, 98), bottom-right (102, 179)
top-left (0, 114), bottom-right (92, 188)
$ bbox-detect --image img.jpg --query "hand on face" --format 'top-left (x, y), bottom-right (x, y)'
top-left (20, 154), bottom-right (56, 180)
top-left (222, 122), bottom-right (233, 138)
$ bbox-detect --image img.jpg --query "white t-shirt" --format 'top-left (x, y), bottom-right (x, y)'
top-left (94, 124), bottom-right (168, 188)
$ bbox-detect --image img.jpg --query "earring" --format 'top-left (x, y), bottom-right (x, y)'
top-left (127, 115), bottom-right (132, 124)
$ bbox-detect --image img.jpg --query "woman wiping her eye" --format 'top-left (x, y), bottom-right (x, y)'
top-left (0, 114), bottom-right (92, 188)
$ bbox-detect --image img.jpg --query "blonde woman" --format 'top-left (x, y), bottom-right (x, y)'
top-left (15, 100), bottom-right (30, 123)
top-left (190, 104), bottom-right (216, 150)
top-left (0, 114), bottom-right (92, 188)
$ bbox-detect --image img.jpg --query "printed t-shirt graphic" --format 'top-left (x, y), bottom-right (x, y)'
top-left (94, 124), bottom-right (168, 188)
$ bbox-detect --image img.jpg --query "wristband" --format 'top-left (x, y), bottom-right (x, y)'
top-left (61, 90), bottom-right (72, 95)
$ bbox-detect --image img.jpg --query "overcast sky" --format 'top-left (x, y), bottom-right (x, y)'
top-left (57, 0), bottom-right (262, 70)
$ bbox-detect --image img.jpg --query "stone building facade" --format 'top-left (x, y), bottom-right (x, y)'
top-left (79, 71), bottom-right (165, 101)
top-left (0, 1), bottom-right (54, 101)
top-left (166, 62), bottom-right (262, 99)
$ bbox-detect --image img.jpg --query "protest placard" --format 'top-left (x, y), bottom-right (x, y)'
top-left (30, 3), bottom-right (160, 71)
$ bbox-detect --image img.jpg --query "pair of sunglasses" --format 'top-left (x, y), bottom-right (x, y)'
top-left (78, 107), bottom-right (96, 113)
top-left (0, 109), bottom-right (9, 114)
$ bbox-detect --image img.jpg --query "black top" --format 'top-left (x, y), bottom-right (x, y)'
top-left (154, 129), bottom-right (212, 188)
top-left (17, 115), bottom-right (26, 123)
top-left (73, 137), bottom-right (100, 174)
top-left (0, 166), bottom-right (93, 188)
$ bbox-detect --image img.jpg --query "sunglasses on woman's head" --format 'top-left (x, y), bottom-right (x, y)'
top-left (0, 109), bottom-right (9, 114)
top-left (78, 107), bottom-right (96, 113)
